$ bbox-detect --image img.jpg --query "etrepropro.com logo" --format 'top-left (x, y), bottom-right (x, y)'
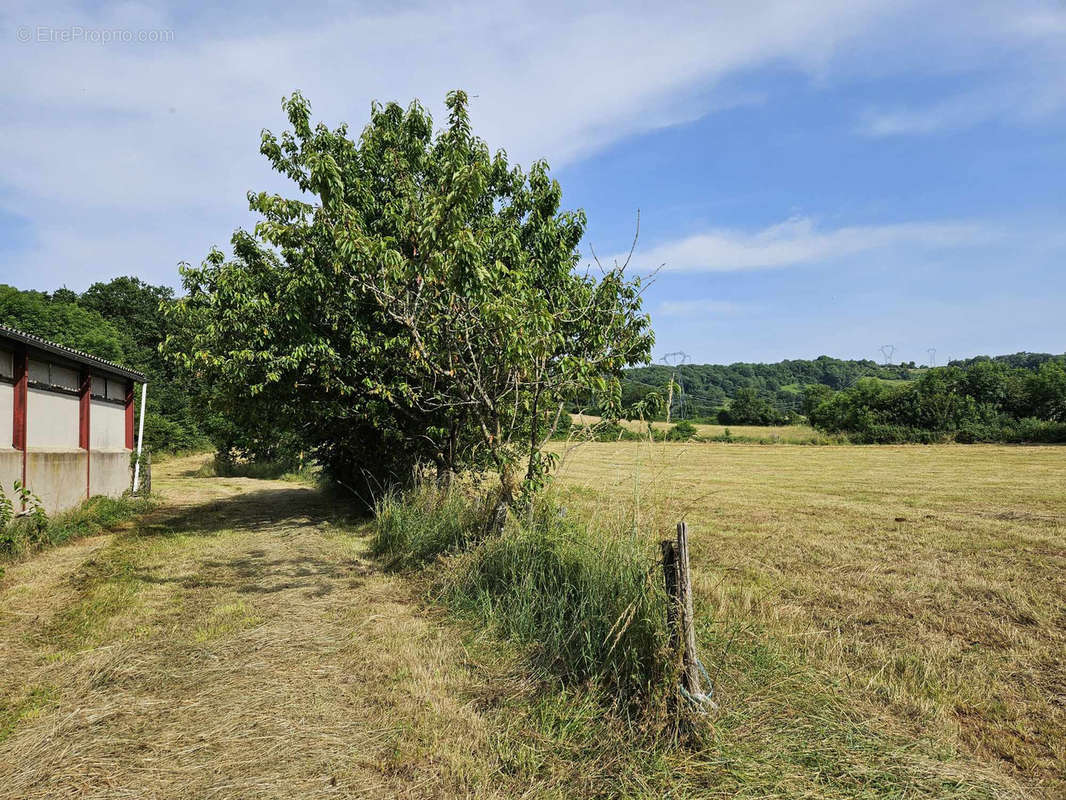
top-left (16, 25), bottom-right (175, 44)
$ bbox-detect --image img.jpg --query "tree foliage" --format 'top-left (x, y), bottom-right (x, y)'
top-left (168, 90), bottom-right (653, 505)
top-left (0, 284), bottom-right (126, 362)
top-left (806, 359), bottom-right (1066, 442)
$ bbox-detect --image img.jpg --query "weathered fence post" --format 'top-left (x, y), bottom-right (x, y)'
top-left (660, 537), bottom-right (680, 652)
top-left (662, 520), bottom-right (706, 703)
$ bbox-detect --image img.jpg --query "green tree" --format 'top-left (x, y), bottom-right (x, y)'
top-left (83, 278), bottom-right (212, 452)
top-left (720, 386), bottom-right (784, 425)
top-left (0, 284), bottom-right (125, 362)
top-left (168, 90), bottom-right (653, 510)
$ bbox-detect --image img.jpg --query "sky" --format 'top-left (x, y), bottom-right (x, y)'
top-left (1, 1), bottom-right (1063, 365)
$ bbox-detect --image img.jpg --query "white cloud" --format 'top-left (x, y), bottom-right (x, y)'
top-left (0, 0), bottom-right (1058, 289)
top-left (857, 4), bottom-right (1066, 136)
top-left (0, 0), bottom-right (914, 287)
top-left (656, 299), bottom-right (743, 317)
top-left (622, 217), bottom-right (996, 273)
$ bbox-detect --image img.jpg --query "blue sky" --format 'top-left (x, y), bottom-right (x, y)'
top-left (1, 1), bottom-right (1063, 364)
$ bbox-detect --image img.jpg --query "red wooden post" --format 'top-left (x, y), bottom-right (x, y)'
top-left (13, 348), bottom-right (28, 488)
top-left (80, 371), bottom-right (91, 449)
top-left (125, 380), bottom-right (135, 450)
top-left (81, 370), bottom-right (91, 498)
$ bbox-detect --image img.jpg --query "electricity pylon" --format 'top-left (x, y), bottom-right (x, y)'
top-left (661, 351), bottom-right (689, 423)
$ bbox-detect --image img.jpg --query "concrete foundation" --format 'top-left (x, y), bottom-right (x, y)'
top-left (90, 450), bottom-right (132, 498)
top-left (26, 450), bottom-right (88, 514)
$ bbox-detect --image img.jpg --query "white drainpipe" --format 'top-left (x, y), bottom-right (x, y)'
top-left (132, 382), bottom-right (148, 493)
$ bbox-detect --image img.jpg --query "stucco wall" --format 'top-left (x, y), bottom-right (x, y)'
top-left (26, 388), bottom-right (79, 449)
top-left (0, 448), bottom-right (20, 506)
top-left (26, 450), bottom-right (87, 514)
top-left (90, 401), bottom-right (126, 450)
top-left (90, 450), bottom-right (131, 498)
top-left (0, 383), bottom-right (12, 448)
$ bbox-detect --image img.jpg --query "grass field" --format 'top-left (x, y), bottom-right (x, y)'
top-left (571, 413), bottom-right (821, 442)
top-left (550, 440), bottom-right (1066, 797)
top-left (2, 446), bottom-right (1063, 798)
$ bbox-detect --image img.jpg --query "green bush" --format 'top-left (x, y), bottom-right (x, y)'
top-left (665, 420), bottom-right (698, 441)
top-left (1, 494), bottom-right (153, 561)
top-left (371, 484), bottom-right (495, 568)
top-left (371, 487), bottom-right (669, 705)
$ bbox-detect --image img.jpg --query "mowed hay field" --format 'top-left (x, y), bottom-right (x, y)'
top-left (571, 413), bottom-right (822, 442)
top-left (551, 441), bottom-right (1066, 798)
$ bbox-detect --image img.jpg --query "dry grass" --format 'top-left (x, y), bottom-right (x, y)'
top-left (0, 454), bottom-right (708, 799)
top-left (550, 440), bottom-right (1066, 797)
top-left (572, 413), bottom-right (820, 442)
top-left (3, 445), bottom-right (1063, 798)
top-left (0, 456), bottom-right (583, 798)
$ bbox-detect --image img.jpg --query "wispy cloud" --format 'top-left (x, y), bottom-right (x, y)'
top-left (624, 217), bottom-right (996, 273)
top-left (656, 299), bottom-right (744, 317)
top-left (0, 0), bottom-right (1059, 290)
top-left (857, 5), bottom-right (1066, 137)
top-left (0, 0), bottom-right (910, 287)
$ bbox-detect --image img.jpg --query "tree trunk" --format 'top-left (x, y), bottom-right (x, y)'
top-left (435, 463), bottom-right (454, 492)
top-left (487, 463), bottom-right (516, 535)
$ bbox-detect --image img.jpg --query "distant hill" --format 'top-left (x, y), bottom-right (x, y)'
top-left (946, 352), bottom-right (1062, 370)
top-left (620, 353), bottom-right (1064, 419)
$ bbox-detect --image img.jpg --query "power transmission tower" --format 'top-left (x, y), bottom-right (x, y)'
top-left (879, 344), bottom-right (896, 365)
top-left (927, 348), bottom-right (936, 368)
top-left (661, 351), bottom-right (689, 423)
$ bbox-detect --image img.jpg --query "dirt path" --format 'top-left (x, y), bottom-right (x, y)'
top-left (0, 455), bottom-right (517, 799)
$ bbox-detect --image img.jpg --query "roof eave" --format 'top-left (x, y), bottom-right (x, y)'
top-left (0, 324), bottom-right (147, 383)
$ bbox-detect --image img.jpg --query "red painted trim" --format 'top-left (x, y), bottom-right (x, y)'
top-left (13, 349), bottom-right (27, 451)
top-left (81, 370), bottom-right (91, 498)
top-left (80, 371), bottom-right (91, 449)
top-left (125, 381), bottom-right (135, 450)
top-left (13, 348), bottom-right (28, 493)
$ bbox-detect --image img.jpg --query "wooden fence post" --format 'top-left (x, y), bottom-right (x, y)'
top-left (660, 538), bottom-right (680, 654)
top-left (662, 521), bottom-right (704, 701)
top-left (675, 521), bottom-right (703, 698)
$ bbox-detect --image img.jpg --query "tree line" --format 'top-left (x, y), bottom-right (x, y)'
top-left (802, 359), bottom-right (1066, 442)
top-left (618, 357), bottom-right (914, 420)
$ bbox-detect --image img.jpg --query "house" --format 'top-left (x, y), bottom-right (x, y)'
top-left (0, 325), bottom-right (146, 514)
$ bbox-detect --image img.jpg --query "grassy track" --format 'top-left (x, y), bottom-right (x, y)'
top-left (551, 441), bottom-right (1066, 797)
top-left (0, 455), bottom-right (642, 799)
top-left (2, 447), bottom-right (1062, 798)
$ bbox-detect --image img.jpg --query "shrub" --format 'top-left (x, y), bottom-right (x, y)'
top-left (371, 486), bottom-right (670, 705)
top-left (1, 494), bottom-right (152, 561)
top-left (371, 484), bottom-right (495, 568)
top-left (665, 420), bottom-right (698, 441)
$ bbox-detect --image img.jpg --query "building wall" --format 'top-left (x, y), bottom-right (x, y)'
top-left (0, 383), bottom-right (12, 448)
top-left (2, 344), bottom-right (137, 515)
top-left (90, 450), bottom-right (131, 497)
top-left (90, 401), bottom-right (126, 450)
top-left (26, 450), bottom-right (87, 513)
top-left (0, 448), bottom-right (20, 507)
top-left (26, 387), bottom-right (80, 449)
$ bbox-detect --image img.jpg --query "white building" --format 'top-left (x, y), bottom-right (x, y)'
top-left (0, 325), bottom-right (145, 514)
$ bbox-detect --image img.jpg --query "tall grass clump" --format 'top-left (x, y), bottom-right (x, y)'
top-left (372, 486), bottom-right (670, 706)
top-left (0, 494), bottom-right (153, 563)
top-left (370, 483), bottom-right (495, 568)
